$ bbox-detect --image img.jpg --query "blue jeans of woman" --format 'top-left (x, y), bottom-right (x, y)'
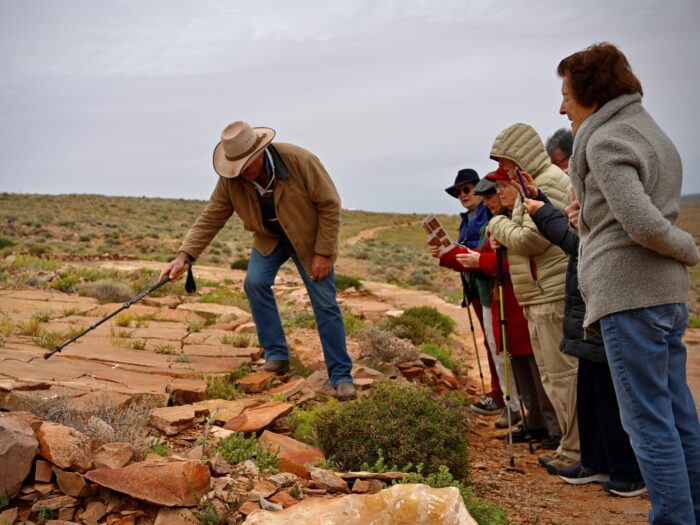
top-left (244, 241), bottom-right (353, 388)
top-left (600, 304), bottom-right (700, 524)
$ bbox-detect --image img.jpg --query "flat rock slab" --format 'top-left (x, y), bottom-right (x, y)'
top-left (258, 431), bottom-right (324, 478)
top-left (192, 399), bottom-right (262, 425)
top-left (181, 344), bottom-right (263, 360)
top-left (0, 415), bottom-right (38, 498)
top-left (224, 402), bottom-right (294, 433)
top-left (242, 483), bottom-right (477, 525)
top-left (86, 459), bottom-right (210, 507)
top-left (236, 371), bottom-right (276, 394)
top-left (177, 303), bottom-right (249, 320)
top-left (149, 405), bottom-right (210, 436)
top-left (166, 379), bottom-right (207, 405)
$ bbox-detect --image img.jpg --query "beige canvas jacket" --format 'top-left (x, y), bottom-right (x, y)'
top-left (179, 142), bottom-right (341, 276)
top-left (487, 123), bottom-right (571, 306)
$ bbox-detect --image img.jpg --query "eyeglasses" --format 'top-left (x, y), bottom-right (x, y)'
top-left (455, 186), bottom-right (472, 196)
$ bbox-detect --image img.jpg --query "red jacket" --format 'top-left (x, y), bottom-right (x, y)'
top-left (478, 241), bottom-right (533, 357)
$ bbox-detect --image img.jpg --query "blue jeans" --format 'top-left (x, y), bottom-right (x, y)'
top-left (244, 241), bottom-right (353, 387)
top-left (600, 304), bottom-right (700, 524)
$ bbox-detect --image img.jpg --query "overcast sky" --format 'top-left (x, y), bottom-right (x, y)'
top-left (1, 0), bottom-right (699, 214)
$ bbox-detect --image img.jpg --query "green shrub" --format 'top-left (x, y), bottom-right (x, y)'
top-left (419, 342), bottom-right (456, 370)
top-left (218, 432), bottom-right (279, 473)
top-left (230, 258), bottom-right (249, 270)
top-left (283, 311), bottom-right (317, 329)
top-left (313, 381), bottom-right (469, 477)
top-left (198, 288), bottom-right (250, 311)
top-left (145, 438), bottom-right (169, 457)
top-left (9, 255), bottom-right (61, 272)
top-left (53, 274), bottom-right (80, 293)
top-left (343, 312), bottom-right (365, 335)
top-left (689, 316), bottom-right (700, 329)
top-left (387, 306), bottom-right (455, 345)
top-left (78, 280), bottom-right (134, 303)
top-left (0, 236), bottom-right (15, 249)
top-left (400, 465), bottom-right (509, 525)
top-left (287, 402), bottom-right (337, 446)
top-left (153, 343), bottom-right (176, 355)
top-left (204, 375), bottom-right (240, 401)
top-left (335, 274), bottom-right (363, 290)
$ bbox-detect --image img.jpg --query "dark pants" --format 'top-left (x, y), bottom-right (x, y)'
top-left (472, 298), bottom-right (503, 403)
top-left (577, 359), bottom-right (642, 483)
top-left (511, 354), bottom-right (561, 438)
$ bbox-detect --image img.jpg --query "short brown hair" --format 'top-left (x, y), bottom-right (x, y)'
top-left (557, 42), bottom-right (643, 109)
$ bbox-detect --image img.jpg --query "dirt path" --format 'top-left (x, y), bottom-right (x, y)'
top-left (344, 226), bottom-right (395, 246)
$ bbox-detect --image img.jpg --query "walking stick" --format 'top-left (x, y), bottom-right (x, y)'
top-left (463, 277), bottom-right (488, 398)
top-left (496, 247), bottom-right (516, 468)
top-left (44, 262), bottom-right (197, 360)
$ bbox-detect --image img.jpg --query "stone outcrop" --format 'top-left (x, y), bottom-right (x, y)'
top-left (92, 442), bottom-right (134, 469)
top-left (148, 405), bottom-right (210, 436)
top-left (224, 402), bottom-right (293, 433)
top-left (0, 415), bottom-right (38, 498)
top-left (85, 459), bottom-right (210, 507)
top-left (258, 431), bottom-right (325, 479)
top-left (242, 483), bottom-right (477, 525)
top-left (36, 422), bottom-right (93, 472)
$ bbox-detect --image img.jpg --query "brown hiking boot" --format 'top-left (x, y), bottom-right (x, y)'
top-left (335, 382), bottom-right (357, 401)
top-left (262, 359), bottom-right (290, 375)
top-left (539, 453), bottom-right (578, 475)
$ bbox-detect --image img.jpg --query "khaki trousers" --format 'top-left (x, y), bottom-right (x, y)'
top-left (523, 300), bottom-right (580, 460)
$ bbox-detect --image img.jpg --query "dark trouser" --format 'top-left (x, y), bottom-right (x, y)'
top-left (577, 359), bottom-right (643, 483)
top-left (511, 354), bottom-right (561, 438)
top-left (472, 298), bottom-right (503, 404)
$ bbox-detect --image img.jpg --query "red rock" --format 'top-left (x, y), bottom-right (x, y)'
top-left (192, 398), bottom-right (261, 425)
top-left (0, 508), bottom-right (18, 524)
top-left (269, 491), bottom-right (299, 508)
top-left (224, 402), bottom-right (293, 433)
top-left (352, 479), bottom-right (370, 493)
top-left (248, 480), bottom-right (277, 501)
top-left (166, 379), bottom-right (207, 405)
top-left (53, 466), bottom-right (90, 497)
top-left (154, 507), bottom-right (200, 524)
top-left (36, 422), bottom-right (93, 472)
top-left (266, 378), bottom-right (305, 399)
top-left (236, 371), bottom-right (276, 394)
top-left (239, 500), bottom-right (260, 516)
top-left (31, 495), bottom-right (78, 512)
top-left (148, 405), bottom-right (210, 436)
top-left (35, 459), bottom-right (53, 482)
top-left (399, 366), bottom-right (424, 380)
top-left (258, 431), bottom-right (324, 479)
top-left (92, 443), bottom-right (134, 469)
top-left (85, 459), bottom-right (210, 507)
top-left (79, 500), bottom-right (106, 523)
top-left (0, 415), bottom-right (39, 498)
top-left (309, 468), bottom-right (348, 493)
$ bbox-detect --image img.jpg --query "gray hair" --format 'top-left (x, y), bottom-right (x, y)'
top-left (546, 128), bottom-right (573, 159)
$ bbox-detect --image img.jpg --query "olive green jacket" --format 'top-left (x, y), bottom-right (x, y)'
top-left (487, 123), bottom-right (571, 306)
top-left (179, 143), bottom-right (341, 276)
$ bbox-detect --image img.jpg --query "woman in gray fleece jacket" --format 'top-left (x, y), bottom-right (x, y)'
top-left (558, 42), bottom-right (700, 524)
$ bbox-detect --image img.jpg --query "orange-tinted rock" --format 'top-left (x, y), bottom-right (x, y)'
top-left (92, 443), bottom-right (134, 469)
top-left (236, 371), bottom-right (276, 394)
top-left (309, 468), bottom-right (348, 493)
top-left (35, 459), bottom-right (54, 482)
top-left (154, 507), bottom-right (200, 524)
top-left (148, 405), bottom-right (210, 436)
top-left (224, 402), bottom-right (293, 433)
top-left (192, 398), bottom-right (261, 425)
top-left (266, 378), bottom-right (305, 399)
top-left (53, 467), bottom-right (90, 497)
top-left (269, 491), bottom-right (299, 508)
top-left (0, 415), bottom-right (38, 498)
top-left (258, 431), bottom-right (324, 479)
top-left (166, 379), bottom-right (207, 405)
top-left (86, 459), bottom-right (210, 507)
top-left (37, 422), bottom-right (93, 472)
top-left (31, 495), bottom-right (78, 512)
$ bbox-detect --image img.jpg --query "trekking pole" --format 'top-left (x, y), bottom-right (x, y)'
top-left (44, 275), bottom-right (172, 359)
top-left (464, 287), bottom-right (488, 398)
top-left (496, 247), bottom-right (515, 468)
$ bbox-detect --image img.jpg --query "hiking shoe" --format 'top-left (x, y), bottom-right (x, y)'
top-left (558, 464), bottom-right (610, 485)
top-left (495, 408), bottom-right (522, 429)
top-left (511, 426), bottom-right (548, 443)
top-left (469, 397), bottom-right (504, 416)
top-left (603, 480), bottom-right (647, 497)
top-left (539, 435), bottom-right (561, 450)
top-left (335, 382), bottom-right (357, 401)
top-left (262, 359), bottom-right (290, 375)
top-left (539, 453), bottom-right (578, 475)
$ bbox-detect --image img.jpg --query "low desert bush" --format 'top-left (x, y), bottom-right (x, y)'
top-left (343, 312), bottom-right (364, 335)
top-left (221, 333), bottom-right (259, 348)
top-left (386, 306), bottom-right (455, 345)
top-left (79, 280), bottom-right (134, 303)
top-left (357, 326), bottom-right (420, 365)
top-left (313, 381), bottom-right (470, 477)
top-left (287, 401), bottom-right (338, 446)
top-left (217, 432), bottom-right (279, 473)
top-left (198, 288), bottom-right (250, 311)
top-left (419, 342), bottom-right (457, 370)
top-left (335, 274), bottom-right (363, 291)
top-left (230, 258), bottom-right (249, 270)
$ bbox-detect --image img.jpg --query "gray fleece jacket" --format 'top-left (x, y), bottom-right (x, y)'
top-left (569, 93), bottom-right (698, 327)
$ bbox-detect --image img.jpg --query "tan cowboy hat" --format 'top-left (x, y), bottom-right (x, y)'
top-left (212, 121), bottom-right (276, 178)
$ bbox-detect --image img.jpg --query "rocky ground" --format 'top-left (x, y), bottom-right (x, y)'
top-left (1, 258), bottom-right (699, 524)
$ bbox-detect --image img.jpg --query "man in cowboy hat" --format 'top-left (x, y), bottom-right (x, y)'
top-left (160, 121), bottom-right (356, 400)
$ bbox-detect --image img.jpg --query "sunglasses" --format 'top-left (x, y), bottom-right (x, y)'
top-left (455, 186), bottom-right (472, 196)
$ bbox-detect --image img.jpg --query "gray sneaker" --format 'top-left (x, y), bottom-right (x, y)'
top-left (495, 408), bottom-right (522, 429)
top-left (469, 397), bottom-right (504, 416)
